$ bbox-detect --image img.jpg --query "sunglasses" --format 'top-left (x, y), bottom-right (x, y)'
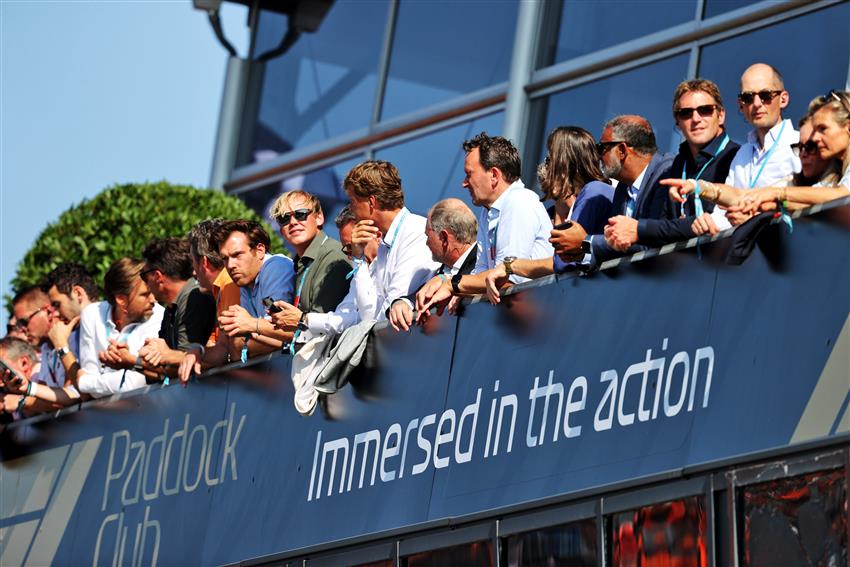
top-left (341, 243), bottom-right (353, 256)
top-left (14, 305), bottom-right (48, 329)
top-left (791, 141), bottom-right (819, 157)
top-left (596, 140), bottom-right (626, 155)
top-left (737, 90), bottom-right (782, 105)
top-left (276, 208), bottom-right (311, 225)
top-left (675, 104), bottom-right (718, 120)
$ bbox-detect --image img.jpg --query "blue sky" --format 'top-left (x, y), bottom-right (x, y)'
top-left (0, 0), bottom-right (248, 328)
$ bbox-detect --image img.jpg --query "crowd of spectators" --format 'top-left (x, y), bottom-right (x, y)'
top-left (2, 62), bottom-right (848, 419)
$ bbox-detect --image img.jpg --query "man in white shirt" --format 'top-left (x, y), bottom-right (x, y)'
top-left (416, 133), bottom-right (553, 314)
top-left (271, 160), bottom-right (439, 337)
top-left (700, 63), bottom-right (799, 234)
top-left (77, 258), bottom-right (164, 398)
top-left (388, 198), bottom-right (478, 332)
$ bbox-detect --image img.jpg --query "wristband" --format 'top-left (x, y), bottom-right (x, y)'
top-left (25, 380), bottom-right (33, 397)
top-left (437, 273), bottom-right (448, 284)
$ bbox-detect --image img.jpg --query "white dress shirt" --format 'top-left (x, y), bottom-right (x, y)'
top-left (307, 208), bottom-right (439, 335)
top-left (725, 119), bottom-right (800, 189)
top-left (77, 300), bottom-right (164, 398)
top-left (472, 180), bottom-right (554, 283)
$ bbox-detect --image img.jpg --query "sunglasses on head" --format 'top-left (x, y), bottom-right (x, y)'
top-left (276, 208), bottom-right (311, 225)
top-left (791, 141), bottom-right (818, 157)
top-left (675, 104), bottom-right (718, 120)
top-left (737, 90), bottom-right (782, 105)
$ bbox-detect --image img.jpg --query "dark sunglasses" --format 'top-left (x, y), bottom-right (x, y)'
top-left (738, 90), bottom-right (782, 105)
top-left (596, 140), bottom-right (626, 155)
top-left (675, 104), bottom-right (718, 120)
top-left (791, 141), bottom-right (818, 157)
top-left (341, 243), bottom-right (353, 256)
top-left (824, 89), bottom-right (850, 113)
top-left (276, 208), bottom-right (311, 225)
top-left (14, 305), bottom-right (48, 329)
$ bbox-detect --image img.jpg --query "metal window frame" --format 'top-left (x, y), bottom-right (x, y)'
top-left (224, 0), bottom-right (847, 199)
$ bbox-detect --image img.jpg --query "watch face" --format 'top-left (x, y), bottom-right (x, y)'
top-left (581, 239), bottom-right (591, 253)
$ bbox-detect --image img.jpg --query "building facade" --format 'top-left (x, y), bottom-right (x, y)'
top-left (215, 0), bottom-right (850, 237)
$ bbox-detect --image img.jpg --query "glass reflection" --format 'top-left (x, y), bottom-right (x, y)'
top-left (548, 0), bottom-right (695, 66)
top-left (698, 3), bottom-right (850, 142)
top-left (540, 55), bottom-right (690, 159)
top-left (374, 112), bottom-right (503, 215)
top-left (703, 0), bottom-right (762, 20)
top-left (404, 541), bottom-right (493, 567)
top-left (381, 1), bottom-right (516, 120)
top-left (246, 2), bottom-right (388, 163)
top-left (503, 519), bottom-right (597, 567)
top-left (740, 468), bottom-right (847, 566)
top-left (236, 156), bottom-right (363, 248)
top-left (610, 496), bottom-right (707, 567)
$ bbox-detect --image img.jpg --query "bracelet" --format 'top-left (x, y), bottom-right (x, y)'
top-left (437, 273), bottom-right (448, 284)
top-left (25, 380), bottom-right (33, 397)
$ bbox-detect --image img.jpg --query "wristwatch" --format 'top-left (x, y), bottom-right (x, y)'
top-left (503, 256), bottom-right (516, 275)
top-left (296, 311), bottom-right (309, 332)
top-left (581, 238), bottom-right (592, 254)
top-left (57, 345), bottom-right (71, 358)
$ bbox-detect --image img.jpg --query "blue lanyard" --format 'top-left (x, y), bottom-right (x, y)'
top-left (750, 120), bottom-right (786, 188)
top-left (293, 266), bottom-right (310, 308)
top-left (384, 209), bottom-right (408, 250)
top-left (682, 133), bottom-right (730, 217)
top-left (489, 223), bottom-right (498, 262)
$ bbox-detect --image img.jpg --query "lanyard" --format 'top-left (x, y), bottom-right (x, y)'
top-left (489, 223), bottom-right (498, 262)
top-left (383, 209), bottom-right (408, 250)
top-left (750, 120), bottom-right (786, 188)
top-left (682, 133), bottom-right (730, 217)
top-left (293, 266), bottom-right (311, 309)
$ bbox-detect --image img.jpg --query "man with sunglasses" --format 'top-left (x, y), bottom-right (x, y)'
top-left (271, 190), bottom-right (351, 318)
top-left (10, 286), bottom-right (54, 382)
top-left (604, 80), bottom-right (741, 251)
top-left (562, 115), bottom-right (674, 265)
top-left (721, 63), bottom-right (799, 226)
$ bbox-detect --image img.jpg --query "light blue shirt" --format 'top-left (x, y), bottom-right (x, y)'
top-left (241, 254), bottom-right (295, 318)
top-left (473, 180), bottom-right (554, 283)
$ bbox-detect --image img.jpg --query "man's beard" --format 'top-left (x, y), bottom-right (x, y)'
top-left (600, 157), bottom-right (622, 180)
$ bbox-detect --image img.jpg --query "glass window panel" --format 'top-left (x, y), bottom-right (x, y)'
top-left (503, 518), bottom-right (597, 567)
top-left (381, 1), bottom-right (517, 120)
top-left (236, 156), bottom-right (363, 249)
top-left (704, 0), bottom-right (763, 20)
top-left (374, 112), bottom-right (504, 216)
top-left (540, 54), bottom-right (690, 160)
top-left (698, 3), bottom-right (850, 143)
top-left (245, 3), bottom-right (388, 163)
top-left (739, 468), bottom-right (847, 566)
top-left (548, 1), bottom-right (696, 67)
top-left (609, 496), bottom-right (707, 567)
top-left (404, 540), bottom-right (493, 567)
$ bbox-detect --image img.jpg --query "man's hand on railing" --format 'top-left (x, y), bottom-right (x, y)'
top-left (415, 277), bottom-right (452, 325)
top-left (178, 346), bottom-right (203, 387)
top-left (604, 216), bottom-right (639, 252)
top-left (691, 212), bottom-right (721, 236)
top-left (99, 340), bottom-right (134, 370)
top-left (388, 299), bottom-right (414, 332)
top-left (485, 265), bottom-right (509, 305)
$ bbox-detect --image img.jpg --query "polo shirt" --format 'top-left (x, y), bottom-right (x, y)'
top-left (241, 254), bottom-right (295, 318)
top-left (159, 279), bottom-right (215, 351)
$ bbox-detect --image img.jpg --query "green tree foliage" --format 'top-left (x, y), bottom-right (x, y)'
top-left (11, 181), bottom-right (283, 296)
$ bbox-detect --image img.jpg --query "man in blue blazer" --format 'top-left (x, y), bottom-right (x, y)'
top-left (551, 115), bottom-right (674, 268)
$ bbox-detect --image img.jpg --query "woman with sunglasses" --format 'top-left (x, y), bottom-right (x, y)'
top-left (484, 126), bottom-right (614, 303)
top-left (664, 91), bottom-right (850, 217)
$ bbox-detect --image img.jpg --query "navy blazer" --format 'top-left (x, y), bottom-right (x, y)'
top-left (591, 152), bottom-right (675, 264)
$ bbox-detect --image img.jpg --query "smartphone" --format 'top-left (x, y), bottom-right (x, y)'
top-left (262, 296), bottom-right (283, 313)
top-left (0, 359), bottom-right (24, 388)
top-left (553, 220), bottom-right (574, 230)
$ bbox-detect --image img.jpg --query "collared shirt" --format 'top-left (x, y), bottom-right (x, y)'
top-left (307, 208), bottom-right (439, 336)
top-left (472, 180), bottom-right (554, 283)
top-left (241, 254), bottom-right (295, 318)
top-left (293, 230), bottom-right (351, 314)
top-left (669, 132), bottom-right (740, 231)
top-left (77, 301), bottom-right (164, 398)
top-left (725, 118), bottom-right (800, 189)
top-left (34, 327), bottom-right (80, 389)
top-left (159, 279), bottom-right (215, 351)
top-left (624, 165), bottom-right (648, 218)
top-left (210, 269), bottom-right (240, 344)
